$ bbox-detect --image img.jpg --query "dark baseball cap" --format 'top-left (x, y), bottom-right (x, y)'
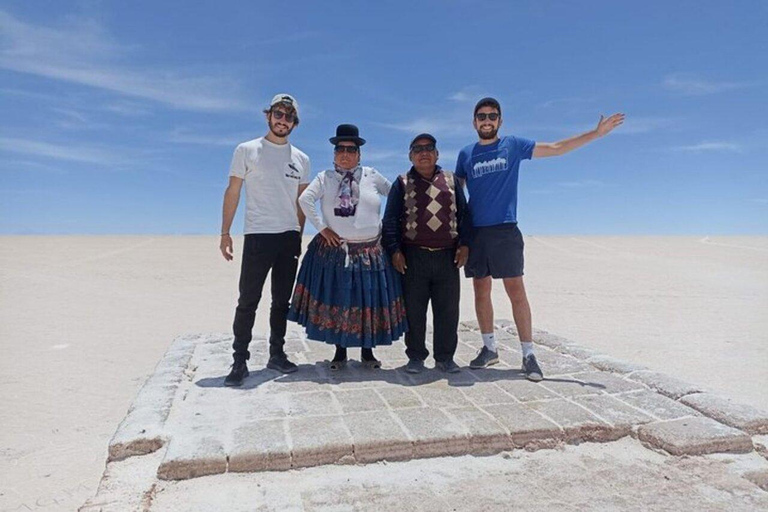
top-left (409, 133), bottom-right (437, 149)
top-left (474, 97), bottom-right (501, 116)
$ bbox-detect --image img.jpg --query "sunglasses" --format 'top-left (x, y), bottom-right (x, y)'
top-left (334, 145), bottom-right (359, 154)
top-left (411, 144), bottom-right (436, 153)
top-left (475, 112), bottom-right (500, 121)
top-left (271, 110), bottom-right (296, 123)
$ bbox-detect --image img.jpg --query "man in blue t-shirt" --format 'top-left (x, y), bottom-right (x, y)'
top-left (455, 97), bottom-right (624, 381)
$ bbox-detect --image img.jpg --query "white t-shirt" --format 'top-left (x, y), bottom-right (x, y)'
top-left (299, 167), bottom-right (391, 242)
top-left (228, 137), bottom-right (311, 234)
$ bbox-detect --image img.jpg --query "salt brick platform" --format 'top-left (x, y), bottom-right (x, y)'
top-left (103, 320), bottom-right (768, 483)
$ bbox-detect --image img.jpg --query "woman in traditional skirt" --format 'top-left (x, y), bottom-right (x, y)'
top-left (288, 124), bottom-right (407, 369)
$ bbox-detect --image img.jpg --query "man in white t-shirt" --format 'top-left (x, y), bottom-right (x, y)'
top-left (220, 94), bottom-right (311, 386)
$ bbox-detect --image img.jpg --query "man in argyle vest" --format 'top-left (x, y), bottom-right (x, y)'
top-left (382, 133), bottom-right (472, 373)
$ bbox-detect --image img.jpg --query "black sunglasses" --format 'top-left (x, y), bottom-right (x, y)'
top-left (271, 110), bottom-right (296, 123)
top-left (334, 145), bottom-right (359, 154)
top-left (475, 112), bottom-right (500, 121)
top-left (411, 144), bottom-right (436, 153)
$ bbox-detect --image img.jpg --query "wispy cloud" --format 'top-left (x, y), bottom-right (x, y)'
top-left (449, 91), bottom-right (472, 102)
top-left (520, 116), bottom-right (677, 136)
top-left (168, 129), bottom-right (250, 147)
top-left (102, 100), bottom-right (154, 117)
top-left (376, 118), bottom-right (468, 138)
top-left (672, 141), bottom-right (744, 153)
top-left (614, 116), bottom-right (678, 135)
top-left (0, 136), bottom-right (117, 164)
top-left (662, 74), bottom-right (758, 96)
top-left (538, 97), bottom-right (596, 109)
top-left (556, 179), bottom-right (607, 188)
top-left (448, 86), bottom-right (492, 103)
top-left (0, 87), bottom-right (62, 101)
top-left (362, 149), bottom-right (402, 163)
top-left (0, 10), bottom-right (247, 112)
top-left (0, 159), bottom-right (66, 174)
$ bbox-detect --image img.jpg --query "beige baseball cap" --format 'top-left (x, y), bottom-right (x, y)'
top-left (269, 93), bottom-right (299, 118)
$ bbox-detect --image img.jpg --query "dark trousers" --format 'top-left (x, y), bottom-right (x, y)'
top-left (232, 231), bottom-right (301, 362)
top-left (402, 246), bottom-right (460, 363)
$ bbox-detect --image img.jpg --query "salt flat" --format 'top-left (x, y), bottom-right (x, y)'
top-left (1, 235), bottom-right (766, 511)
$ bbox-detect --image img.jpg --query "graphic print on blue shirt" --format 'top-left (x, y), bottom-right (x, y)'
top-left (455, 136), bottom-right (535, 227)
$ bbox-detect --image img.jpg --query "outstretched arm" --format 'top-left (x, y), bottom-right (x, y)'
top-left (533, 113), bottom-right (625, 158)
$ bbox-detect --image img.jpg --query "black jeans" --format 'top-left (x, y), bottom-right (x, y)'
top-left (402, 246), bottom-right (460, 363)
top-left (232, 231), bottom-right (301, 362)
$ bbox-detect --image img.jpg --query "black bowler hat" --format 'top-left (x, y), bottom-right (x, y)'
top-left (409, 133), bottom-right (437, 149)
top-left (329, 124), bottom-right (366, 146)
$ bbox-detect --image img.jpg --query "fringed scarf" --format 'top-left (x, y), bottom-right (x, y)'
top-left (333, 164), bottom-right (361, 217)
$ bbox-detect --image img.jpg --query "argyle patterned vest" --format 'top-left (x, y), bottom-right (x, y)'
top-left (401, 170), bottom-right (459, 248)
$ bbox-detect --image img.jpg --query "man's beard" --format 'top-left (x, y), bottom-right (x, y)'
top-left (269, 120), bottom-right (294, 138)
top-left (477, 126), bottom-right (498, 140)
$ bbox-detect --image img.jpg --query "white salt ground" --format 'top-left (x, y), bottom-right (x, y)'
top-left (0, 235), bottom-right (766, 510)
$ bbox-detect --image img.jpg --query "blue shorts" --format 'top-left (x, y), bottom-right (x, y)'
top-left (464, 223), bottom-right (524, 279)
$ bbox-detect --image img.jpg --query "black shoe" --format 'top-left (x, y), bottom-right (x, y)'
top-left (329, 359), bottom-right (347, 371)
top-left (435, 359), bottom-right (461, 373)
top-left (224, 361), bottom-right (249, 387)
top-left (522, 354), bottom-right (543, 382)
top-left (267, 354), bottom-right (298, 374)
top-left (469, 346), bottom-right (499, 369)
top-left (405, 359), bottom-right (425, 374)
top-left (361, 348), bottom-right (381, 369)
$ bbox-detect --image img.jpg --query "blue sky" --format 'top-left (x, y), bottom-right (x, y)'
top-left (1, 1), bottom-right (766, 235)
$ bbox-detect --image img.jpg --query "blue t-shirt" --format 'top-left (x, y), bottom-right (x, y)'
top-left (455, 135), bottom-right (535, 227)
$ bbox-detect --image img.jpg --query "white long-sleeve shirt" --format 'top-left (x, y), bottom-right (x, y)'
top-left (299, 167), bottom-right (391, 242)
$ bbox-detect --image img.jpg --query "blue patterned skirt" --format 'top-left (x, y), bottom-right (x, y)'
top-left (288, 235), bottom-right (408, 348)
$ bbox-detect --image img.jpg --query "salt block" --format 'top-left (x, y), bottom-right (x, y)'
top-left (526, 399), bottom-right (619, 443)
top-left (587, 355), bottom-right (648, 374)
top-left (627, 371), bottom-right (703, 400)
top-left (533, 350), bottom-right (593, 376)
top-left (637, 417), bottom-right (753, 455)
top-left (285, 390), bottom-right (342, 417)
top-left (334, 388), bottom-right (389, 414)
top-left (483, 403), bottom-right (562, 449)
top-left (533, 332), bottom-right (570, 350)
top-left (289, 415), bottom-right (353, 468)
top-left (616, 391), bottom-right (701, 421)
top-left (108, 335), bottom-right (196, 461)
top-left (494, 379), bottom-right (559, 402)
top-left (157, 435), bottom-right (227, 480)
top-left (415, 383), bottom-right (474, 409)
top-left (570, 371), bottom-right (646, 394)
top-left (540, 377), bottom-right (603, 397)
top-left (447, 407), bottom-right (512, 454)
top-left (229, 419), bottom-right (291, 472)
top-left (744, 470), bottom-right (768, 491)
top-left (680, 393), bottom-right (768, 435)
top-left (573, 394), bottom-right (654, 429)
top-left (393, 407), bottom-right (470, 458)
top-left (460, 382), bottom-right (518, 406)
top-left (343, 411), bottom-right (413, 463)
top-left (556, 343), bottom-right (601, 360)
top-left (377, 387), bottom-right (424, 409)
